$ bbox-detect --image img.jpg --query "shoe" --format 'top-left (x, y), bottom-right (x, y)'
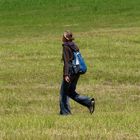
top-left (60, 111), bottom-right (72, 116)
top-left (88, 98), bottom-right (95, 114)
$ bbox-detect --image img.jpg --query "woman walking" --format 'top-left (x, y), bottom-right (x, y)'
top-left (60, 31), bottom-right (95, 115)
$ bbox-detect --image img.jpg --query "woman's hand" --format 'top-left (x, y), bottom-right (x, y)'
top-left (65, 76), bottom-right (70, 83)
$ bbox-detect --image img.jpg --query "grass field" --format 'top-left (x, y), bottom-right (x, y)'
top-left (0, 0), bottom-right (140, 139)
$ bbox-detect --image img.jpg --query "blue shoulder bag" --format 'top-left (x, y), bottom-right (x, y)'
top-left (72, 51), bottom-right (87, 74)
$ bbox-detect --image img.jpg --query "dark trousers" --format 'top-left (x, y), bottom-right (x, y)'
top-left (59, 74), bottom-right (91, 115)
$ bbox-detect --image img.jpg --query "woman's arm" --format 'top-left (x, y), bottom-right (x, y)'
top-left (63, 46), bottom-right (72, 82)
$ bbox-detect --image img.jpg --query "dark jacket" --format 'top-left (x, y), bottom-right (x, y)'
top-left (62, 42), bottom-right (79, 77)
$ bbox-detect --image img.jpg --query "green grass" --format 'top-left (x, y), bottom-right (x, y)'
top-left (0, 0), bottom-right (140, 139)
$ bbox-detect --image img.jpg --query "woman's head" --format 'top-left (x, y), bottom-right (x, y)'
top-left (62, 31), bottom-right (74, 42)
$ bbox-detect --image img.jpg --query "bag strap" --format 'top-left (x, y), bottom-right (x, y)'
top-left (63, 42), bottom-right (78, 52)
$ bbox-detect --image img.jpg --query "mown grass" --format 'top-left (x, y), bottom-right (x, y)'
top-left (0, 0), bottom-right (140, 139)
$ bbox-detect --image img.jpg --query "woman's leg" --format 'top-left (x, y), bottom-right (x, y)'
top-left (68, 75), bottom-right (92, 107)
top-left (59, 80), bottom-right (71, 115)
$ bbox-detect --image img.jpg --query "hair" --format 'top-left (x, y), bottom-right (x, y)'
top-left (62, 35), bottom-right (69, 42)
top-left (61, 31), bottom-right (73, 61)
top-left (62, 31), bottom-right (74, 42)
